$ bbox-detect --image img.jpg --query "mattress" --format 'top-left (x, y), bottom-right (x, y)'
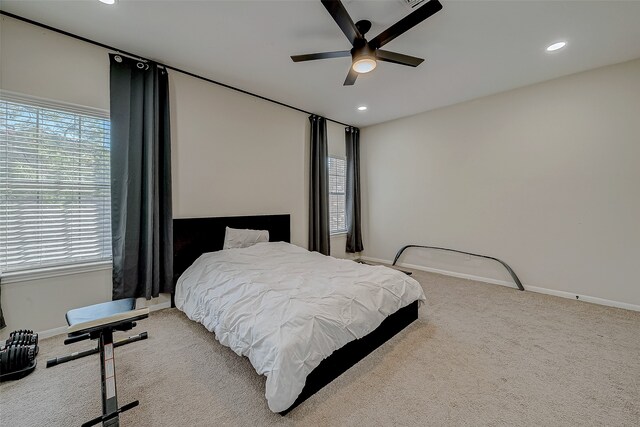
top-left (174, 241), bottom-right (426, 412)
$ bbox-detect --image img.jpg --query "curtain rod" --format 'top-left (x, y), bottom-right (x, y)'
top-left (0, 11), bottom-right (353, 128)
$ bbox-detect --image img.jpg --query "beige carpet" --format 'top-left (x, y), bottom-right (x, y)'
top-left (1, 270), bottom-right (639, 426)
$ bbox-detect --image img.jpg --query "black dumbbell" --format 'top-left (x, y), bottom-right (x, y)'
top-left (0, 344), bottom-right (35, 375)
top-left (2, 331), bottom-right (39, 355)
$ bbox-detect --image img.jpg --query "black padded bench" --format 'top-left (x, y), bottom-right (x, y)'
top-left (66, 298), bottom-right (139, 325)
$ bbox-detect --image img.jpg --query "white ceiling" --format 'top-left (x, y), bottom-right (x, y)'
top-left (2, 0), bottom-right (640, 127)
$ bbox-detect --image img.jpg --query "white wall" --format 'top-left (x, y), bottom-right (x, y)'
top-left (170, 71), bottom-right (347, 251)
top-left (0, 16), bottom-right (350, 336)
top-left (170, 70), bottom-right (309, 242)
top-left (0, 16), bottom-right (110, 110)
top-left (361, 58), bottom-right (640, 308)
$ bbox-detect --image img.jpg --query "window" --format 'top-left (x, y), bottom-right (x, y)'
top-left (0, 92), bottom-right (111, 274)
top-left (328, 156), bottom-right (347, 234)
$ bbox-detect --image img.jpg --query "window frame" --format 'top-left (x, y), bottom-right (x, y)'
top-left (328, 155), bottom-right (348, 236)
top-left (0, 91), bottom-right (113, 280)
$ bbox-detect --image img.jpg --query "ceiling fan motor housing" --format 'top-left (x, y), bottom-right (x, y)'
top-left (351, 43), bottom-right (376, 61)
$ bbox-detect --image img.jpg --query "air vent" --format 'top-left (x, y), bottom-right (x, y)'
top-left (398, 0), bottom-right (426, 10)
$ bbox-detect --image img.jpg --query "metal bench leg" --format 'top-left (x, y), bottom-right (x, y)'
top-left (100, 329), bottom-right (119, 427)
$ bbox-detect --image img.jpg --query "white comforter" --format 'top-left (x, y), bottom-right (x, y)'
top-left (175, 242), bottom-right (425, 412)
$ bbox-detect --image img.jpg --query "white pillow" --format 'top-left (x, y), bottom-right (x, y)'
top-left (223, 227), bottom-right (269, 250)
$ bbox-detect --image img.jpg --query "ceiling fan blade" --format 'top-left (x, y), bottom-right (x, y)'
top-left (369, 0), bottom-right (443, 49)
top-left (344, 67), bottom-right (358, 86)
top-left (376, 50), bottom-right (424, 67)
top-left (321, 0), bottom-right (362, 46)
top-left (291, 50), bottom-right (352, 62)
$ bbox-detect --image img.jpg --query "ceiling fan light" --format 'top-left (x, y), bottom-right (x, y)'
top-left (352, 58), bottom-right (377, 74)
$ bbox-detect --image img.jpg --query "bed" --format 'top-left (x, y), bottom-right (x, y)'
top-left (172, 215), bottom-right (425, 413)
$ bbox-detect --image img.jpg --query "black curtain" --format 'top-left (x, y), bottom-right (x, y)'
top-left (345, 126), bottom-right (364, 253)
top-left (0, 286), bottom-right (5, 329)
top-left (309, 115), bottom-right (330, 255)
top-left (109, 54), bottom-right (173, 300)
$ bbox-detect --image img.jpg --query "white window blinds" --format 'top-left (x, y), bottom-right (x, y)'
top-left (0, 92), bottom-right (112, 274)
top-left (328, 156), bottom-right (347, 234)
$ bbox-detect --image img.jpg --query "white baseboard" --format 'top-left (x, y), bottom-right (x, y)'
top-left (523, 285), bottom-right (640, 312)
top-left (35, 300), bottom-right (173, 339)
top-left (147, 301), bottom-right (172, 312)
top-left (360, 256), bottom-right (640, 313)
top-left (38, 325), bottom-right (69, 339)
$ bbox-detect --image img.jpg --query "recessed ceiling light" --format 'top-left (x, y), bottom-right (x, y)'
top-left (357, 106), bottom-right (367, 111)
top-left (98, 0), bottom-right (116, 4)
top-left (546, 41), bottom-right (567, 52)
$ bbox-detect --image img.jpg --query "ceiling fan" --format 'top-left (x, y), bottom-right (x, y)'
top-left (291, 0), bottom-right (443, 86)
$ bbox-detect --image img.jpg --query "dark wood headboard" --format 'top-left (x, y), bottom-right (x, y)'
top-left (172, 214), bottom-right (291, 285)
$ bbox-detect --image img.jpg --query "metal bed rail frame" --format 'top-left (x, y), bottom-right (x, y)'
top-left (392, 245), bottom-right (524, 291)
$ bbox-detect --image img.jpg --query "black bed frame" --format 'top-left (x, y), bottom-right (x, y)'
top-left (171, 214), bottom-right (419, 414)
top-left (172, 214), bottom-right (291, 286)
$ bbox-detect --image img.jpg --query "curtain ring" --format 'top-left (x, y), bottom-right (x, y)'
top-left (114, 55), bottom-right (123, 63)
top-left (145, 63), bottom-right (150, 70)
top-left (137, 62), bottom-right (145, 69)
